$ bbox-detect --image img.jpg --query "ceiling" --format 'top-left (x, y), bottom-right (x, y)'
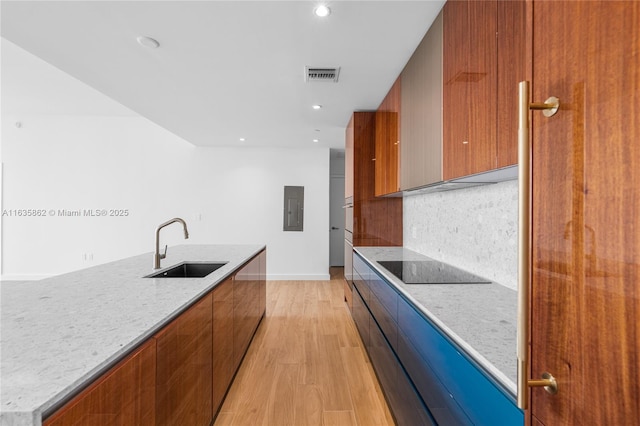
top-left (1, 1), bottom-right (445, 150)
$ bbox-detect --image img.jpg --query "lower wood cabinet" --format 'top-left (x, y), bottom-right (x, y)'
top-left (212, 277), bottom-right (234, 415)
top-left (233, 254), bottom-right (265, 371)
top-left (156, 294), bottom-right (213, 426)
top-left (43, 339), bottom-right (157, 426)
top-left (44, 250), bottom-right (267, 426)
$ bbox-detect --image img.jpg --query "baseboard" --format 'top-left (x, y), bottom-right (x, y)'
top-left (267, 274), bottom-right (331, 281)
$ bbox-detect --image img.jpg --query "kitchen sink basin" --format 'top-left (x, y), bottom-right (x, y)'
top-left (145, 262), bottom-right (227, 278)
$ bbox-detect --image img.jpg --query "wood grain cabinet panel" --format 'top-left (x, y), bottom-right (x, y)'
top-left (233, 254), bottom-right (263, 370)
top-left (346, 112), bottom-right (402, 246)
top-left (443, 0), bottom-right (525, 180)
top-left (530, 1), bottom-right (640, 423)
top-left (156, 294), bottom-right (213, 426)
top-left (496, 0), bottom-right (525, 168)
top-left (44, 339), bottom-right (157, 426)
top-left (443, 0), bottom-right (497, 180)
top-left (375, 76), bottom-right (401, 196)
top-left (212, 277), bottom-right (234, 416)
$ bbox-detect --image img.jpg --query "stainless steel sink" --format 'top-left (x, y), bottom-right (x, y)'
top-left (145, 262), bottom-right (227, 278)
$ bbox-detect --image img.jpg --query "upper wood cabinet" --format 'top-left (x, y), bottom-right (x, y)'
top-left (346, 112), bottom-right (402, 246)
top-left (373, 11), bottom-right (443, 195)
top-left (442, 0), bottom-right (525, 180)
top-left (43, 339), bottom-right (157, 426)
top-left (400, 11), bottom-right (443, 191)
top-left (375, 77), bottom-right (401, 196)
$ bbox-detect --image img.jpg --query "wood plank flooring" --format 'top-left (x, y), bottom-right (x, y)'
top-left (214, 268), bottom-right (394, 426)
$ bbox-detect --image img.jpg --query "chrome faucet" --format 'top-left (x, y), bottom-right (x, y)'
top-left (154, 217), bottom-right (189, 269)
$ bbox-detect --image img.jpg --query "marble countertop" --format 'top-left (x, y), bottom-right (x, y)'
top-left (354, 247), bottom-right (517, 396)
top-left (0, 244), bottom-right (264, 426)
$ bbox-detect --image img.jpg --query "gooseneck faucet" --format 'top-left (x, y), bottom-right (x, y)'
top-left (154, 217), bottom-right (189, 269)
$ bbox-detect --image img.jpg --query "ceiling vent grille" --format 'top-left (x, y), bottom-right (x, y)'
top-left (305, 66), bottom-right (340, 83)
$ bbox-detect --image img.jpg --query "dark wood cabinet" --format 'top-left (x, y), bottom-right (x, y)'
top-left (443, 0), bottom-right (497, 180)
top-left (43, 339), bottom-right (157, 426)
top-left (212, 277), bottom-right (234, 415)
top-left (345, 112), bottom-right (402, 247)
top-left (529, 1), bottom-right (640, 423)
top-left (375, 76), bottom-right (401, 196)
top-left (214, 249), bottom-right (265, 418)
top-left (496, 0), bottom-right (525, 168)
top-left (156, 294), bottom-right (213, 426)
top-left (443, 0), bottom-right (525, 180)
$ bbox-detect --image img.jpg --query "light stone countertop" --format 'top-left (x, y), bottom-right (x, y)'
top-left (354, 247), bottom-right (517, 396)
top-left (0, 244), bottom-right (264, 426)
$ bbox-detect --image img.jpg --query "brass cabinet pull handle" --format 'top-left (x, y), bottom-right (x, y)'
top-left (528, 372), bottom-right (558, 395)
top-left (517, 81), bottom-right (560, 410)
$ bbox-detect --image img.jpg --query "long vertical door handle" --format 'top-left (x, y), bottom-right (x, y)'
top-left (517, 81), bottom-right (560, 410)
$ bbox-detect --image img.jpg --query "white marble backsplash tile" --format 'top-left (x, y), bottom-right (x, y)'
top-left (403, 180), bottom-right (518, 290)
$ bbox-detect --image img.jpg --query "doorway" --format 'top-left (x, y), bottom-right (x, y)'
top-left (329, 150), bottom-right (345, 267)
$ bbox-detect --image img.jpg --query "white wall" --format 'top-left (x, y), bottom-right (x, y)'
top-left (403, 180), bottom-right (518, 290)
top-left (1, 41), bottom-right (330, 280)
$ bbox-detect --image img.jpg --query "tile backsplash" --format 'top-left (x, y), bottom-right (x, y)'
top-left (403, 180), bottom-right (518, 290)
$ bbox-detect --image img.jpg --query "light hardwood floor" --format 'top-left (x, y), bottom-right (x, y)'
top-left (214, 268), bottom-right (394, 426)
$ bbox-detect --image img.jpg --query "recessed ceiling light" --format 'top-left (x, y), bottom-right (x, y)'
top-left (136, 35), bottom-right (160, 49)
top-left (312, 104), bottom-right (322, 110)
top-left (314, 5), bottom-right (331, 17)
top-left (313, 139), bottom-right (319, 143)
top-left (239, 138), bottom-right (246, 142)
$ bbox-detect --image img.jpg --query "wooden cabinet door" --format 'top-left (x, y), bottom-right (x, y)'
top-left (233, 256), bottom-right (260, 369)
top-left (156, 294), bottom-right (213, 426)
top-left (43, 339), bottom-right (156, 426)
top-left (530, 1), bottom-right (640, 424)
top-left (350, 112), bottom-right (403, 246)
top-left (496, 0), bottom-right (525, 168)
top-left (400, 11), bottom-right (443, 191)
top-left (212, 277), bottom-right (234, 415)
top-left (443, 0), bottom-right (497, 180)
top-left (375, 77), bottom-right (401, 196)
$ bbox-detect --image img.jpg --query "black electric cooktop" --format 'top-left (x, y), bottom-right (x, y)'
top-left (378, 260), bottom-right (491, 284)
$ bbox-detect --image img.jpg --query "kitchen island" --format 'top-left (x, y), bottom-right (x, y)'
top-left (0, 244), bottom-right (265, 426)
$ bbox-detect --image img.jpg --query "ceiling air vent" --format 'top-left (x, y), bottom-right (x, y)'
top-left (305, 66), bottom-right (340, 83)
